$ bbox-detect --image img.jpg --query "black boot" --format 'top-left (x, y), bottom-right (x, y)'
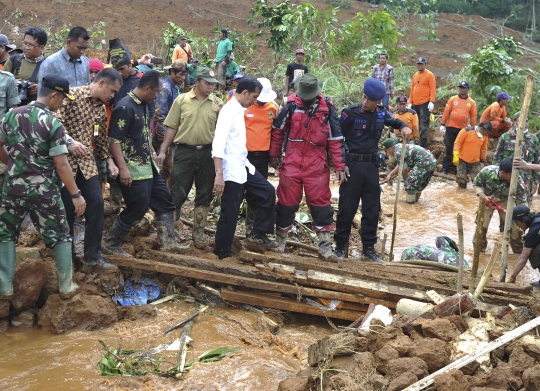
top-left (102, 217), bottom-right (132, 257)
top-left (334, 245), bottom-right (346, 260)
top-left (156, 212), bottom-right (189, 253)
top-left (247, 230), bottom-right (278, 249)
top-left (362, 244), bottom-right (384, 263)
top-left (85, 254), bottom-right (118, 272)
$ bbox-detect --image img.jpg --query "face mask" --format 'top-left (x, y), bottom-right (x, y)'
top-left (301, 98), bottom-right (316, 107)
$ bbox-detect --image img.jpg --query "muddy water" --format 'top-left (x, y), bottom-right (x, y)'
top-left (1, 177), bottom-right (538, 390)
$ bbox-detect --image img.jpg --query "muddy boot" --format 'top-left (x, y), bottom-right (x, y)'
top-left (334, 244), bottom-right (346, 260)
top-left (415, 191), bottom-right (422, 202)
top-left (192, 206), bottom-right (209, 250)
top-left (0, 241), bottom-right (16, 300)
top-left (85, 253), bottom-right (118, 273)
top-left (54, 242), bottom-right (80, 300)
top-left (317, 232), bottom-right (338, 263)
top-left (106, 183), bottom-right (122, 215)
top-left (247, 230), bottom-right (279, 249)
top-left (362, 244), bottom-right (384, 263)
top-left (274, 228), bottom-right (288, 253)
top-left (102, 217), bottom-right (132, 257)
top-left (156, 212), bottom-right (189, 253)
top-left (458, 182), bottom-right (467, 189)
top-left (406, 190), bottom-right (416, 204)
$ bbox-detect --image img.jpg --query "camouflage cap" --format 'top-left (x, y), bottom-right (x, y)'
top-left (164, 60), bottom-right (188, 72)
top-left (195, 67), bottom-right (219, 83)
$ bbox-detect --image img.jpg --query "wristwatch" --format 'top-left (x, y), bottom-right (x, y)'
top-left (66, 137), bottom-right (74, 145)
top-left (71, 190), bottom-right (82, 199)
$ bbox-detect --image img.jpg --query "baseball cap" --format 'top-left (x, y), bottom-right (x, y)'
top-left (195, 67), bottom-right (219, 83)
top-left (232, 72), bottom-right (245, 81)
top-left (499, 157), bottom-right (513, 173)
top-left (192, 58), bottom-right (199, 63)
top-left (498, 92), bottom-right (511, 101)
top-left (395, 95), bottom-right (408, 104)
top-left (416, 57), bottom-right (427, 64)
top-left (458, 81), bottom-right (470, 88)
top-left (382, 138), bottom-right (397, 149)
top-left (41, 75), bottom-right (75, 100)
top-left (88, 58), bottom-right (104, 72)
top-left (179, 35), bottom-right (187, 40)
top-left (164, 60), bottom-right (188, 71)
top-left (295, 48), bottom-right (305, 55)
top-left (0, 34), bottom-right (15, 51)
top-left (512, 205), bottom-right (530, 223)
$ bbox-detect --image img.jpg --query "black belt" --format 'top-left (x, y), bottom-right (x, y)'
top-left (348, 153), bottom-right (374, 162)
top-left (175, 143), bottom-right (212, 150)
top-left (248, 151), bottom-right (269, 156)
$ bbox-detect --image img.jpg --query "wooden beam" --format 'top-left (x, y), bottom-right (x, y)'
top-left (220, 289), bottom-right (364, 321)
top-left (433, 171), bottom-right (456, 181)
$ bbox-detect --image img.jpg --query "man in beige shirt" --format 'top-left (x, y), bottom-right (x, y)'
top-left (159, 67), bottom-right (222, 249)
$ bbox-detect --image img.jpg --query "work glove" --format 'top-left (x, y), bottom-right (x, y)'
top-left (406, 104), bottom-right (412, 109)
top-left (427, 102), bottom-right (434, 112)
top-left (452, 151), bottom-right (460, 166)
top-left (439, 125), bottom-right (446, 134)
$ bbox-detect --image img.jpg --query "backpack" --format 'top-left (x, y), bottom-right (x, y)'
top-left (10, 53), bottom-right (45, 82)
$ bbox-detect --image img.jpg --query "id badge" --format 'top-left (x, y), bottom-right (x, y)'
top-left (94, 125), bottom-right (99, 137)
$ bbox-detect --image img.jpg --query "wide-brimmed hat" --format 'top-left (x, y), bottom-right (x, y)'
top-left (257, 78), bottom-right (277, 103)
top-left (295, 74), bottom-right (321, 100)
top-left (195, 67), bottom-right (219, 83)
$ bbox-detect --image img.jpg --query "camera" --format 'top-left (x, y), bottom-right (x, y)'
top-left (17, 80), bottom-right (32, 102)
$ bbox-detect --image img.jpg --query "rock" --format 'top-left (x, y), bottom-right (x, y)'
top-left (461, 360), bottom-right (481, 376)
top-left (491, 345), bottom-right (505, 366)
top-left (433, 369), bottom-right (470, 391)
top-left (410, 338), bottom-right (450, 373)
top-left (308, 333), bottom-right (355, 366)
top-left (524, 344), bottom-right (540, 361)
top-left (277, 377), bottom-right (308, 391)
top-left (15, 247), bottom-right (40, 264)
top-left (510, 306), bottom-right (535, 326)
top-left (38, 293), bottom-right (118, 334)
top-left (527, 295), bottom-right (540, 317)
top-left (11, 258), bottom-right (47, 312)
top-left (422, 318), bottom-right (461, 342)
top-left (38, 260), bottom-right (59, 306)
top-left (367, 325), bottom-right (403, 352)
top-left (485, 363), bottom-right (522, 390)
top-left (388, 372), bottom-right (418, 391)
top-left (504, 340), bottom-right (521, 357)
top-left (387, 335), bottom-right (415, 356)
top-left (11, 311), bottom-right (35, 328)
top-left (447, 315), bottom-right (469, 334)
top-left (375, 345), bottom-right (400, 375)
top-left (387, 357), bottom-right (429, 381)
top-left (369, 373), bottom-right (388, 390)
top-left (330, 352), bottom-right (375, 377)
top-left (0, 318), bottom-right (9, 333)
top-left (508, 345), bottom-right (535, 376)
top-left (470, 388), bottom-right (506, 391)
top-left (523, 364), bottom-right (540, 391)
top-left (0, 300), bottom-right (9, 318)
top-left (465, 372), bottom-right (489, 388)
top-left (117, 304), bottom-right (157, 321)
top-left (354, 336), bottom-right (368, 352)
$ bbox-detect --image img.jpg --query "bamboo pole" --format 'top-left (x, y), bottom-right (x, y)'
top-left (389, 140), bottom-right (408, 262)
top-left (176, 306), bottom-right (208, 373)
top-left (500, 74), bottom-right (534, 282)
top-left (470, 197), bottom-right (486, 290)
top-left (457, 213), bottom-right (464, 293)
top-left (475, 242), bottom-right (502, 300)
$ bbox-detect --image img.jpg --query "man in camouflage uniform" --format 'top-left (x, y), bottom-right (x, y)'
top-left (401, 236), bottom-right (470, 268)
top-left (0, 75), bottom-right (85, 300)
top-left (473, 157), bottom-right (528, 253)
top-left (382, 138), bottom-right (436, 204)
top-left (493, 111), bottom-right (539, 205)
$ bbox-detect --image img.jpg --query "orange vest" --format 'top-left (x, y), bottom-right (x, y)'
top-left (441, 95), bottom-right (477, 129)
top-left (392, 109), bottom-right (420, 141)
top-left (245, 102), bottom-right (278, 152)
top-left (408, 70), bottom-right (436, 105)
top-left (480, 101), bottom-right (507, 123)
top-left (454, 128), bottom-right (488, 163)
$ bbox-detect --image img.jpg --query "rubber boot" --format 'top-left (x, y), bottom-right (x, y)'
top-left (247, 230), bottom-right (278, 249)
top-left (362, 244), bottom-right (385, 263)
top-left (334, 245), bottom-right (346, 260)
top-left (274, 229), bottom-right (288, 253)
top-left (192, 206), bottom-right (209, 250)
top-left (415, 191), bottom-right (422, 202)
top-left (105, 183), bottom-right (122, 215)
top-left (102, 217), bottom-right (132, 257)
top-left (406, 190), bottom-right (416, 204)
top-left (156, 212), bottom-right (189, 253)
top-left (0, 241), bottom-right (16, 300)
top-left (54, 242), bottom-right (80, 300)
top-left (317, 232), bottom-right (338, 263)
top-left (85, 253), bottom-right (118, 273)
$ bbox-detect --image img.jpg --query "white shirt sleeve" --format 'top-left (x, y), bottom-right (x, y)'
top-left (212, 108), bottom-right (233, 159)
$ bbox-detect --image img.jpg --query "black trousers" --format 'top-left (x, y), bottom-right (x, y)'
top-left (442, 126), bottom-right (461, 171)
top-left (60, 170), bottom-right (104, 261)
top-left (334, 158), bottom-right (380, 247)
top-left (246, 152), bottom-right (270, 221)
top-left (214, 168), bottom-right (276, 258)
top-left (118, 167), bottom-right (175, 227)
top-left (412, 102), bottom-right (430, 148)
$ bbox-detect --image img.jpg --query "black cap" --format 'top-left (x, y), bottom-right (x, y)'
top-left (416, 57), bottom-right (427, 64)
top-left (512, 205), bottom-right (530, 223)
top-left (396, 95), bottom-right (408, 103)
top-left (499, 157), bottom-right (513, 173)
top-left (41, 75), bottom-right (75, 100)
top-left (458, 81), bottom-right (470, 88)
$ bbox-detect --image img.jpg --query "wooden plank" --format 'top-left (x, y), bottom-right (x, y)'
top-left (106, 256), bottom-right (396, 308)
top-left (220, 289), bottom-right (364, 321)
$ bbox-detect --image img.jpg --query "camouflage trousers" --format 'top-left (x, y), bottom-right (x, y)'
top-left (404, 161), bottom-right (436, 192)
top-left (480, 199), bottom-right (523, 253)
top-left (0, 181), bottom-right (71, 248)
top-left (456, 160), bottom-right (483, 186)
top-left (401, 245), bottom-right (470, 268)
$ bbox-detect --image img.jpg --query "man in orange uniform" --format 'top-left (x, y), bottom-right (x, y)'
top-left (244, 78), bottom-right (278, 234)
top-left (453, 121), bottom-right (492, 188)
top-left (479, 92), bottom-right (512, 139)
top-left (440, 81), bottom-right (477, 174)
top-left (391, 95), bottom-right (419, 144)
top-left (172, 36), bottom-right (193, 63)
top-left (408, 57), bottom-right (436, 148)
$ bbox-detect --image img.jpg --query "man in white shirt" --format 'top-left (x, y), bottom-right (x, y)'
top-left (212, 76), bottom-right (278, 259)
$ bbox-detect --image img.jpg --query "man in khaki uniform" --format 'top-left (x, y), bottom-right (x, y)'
top-left (158, 67), bottom-right (222, 249)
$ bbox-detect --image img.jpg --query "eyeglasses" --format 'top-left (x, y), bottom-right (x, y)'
top-left (21, 41), bottom-right (40, 49)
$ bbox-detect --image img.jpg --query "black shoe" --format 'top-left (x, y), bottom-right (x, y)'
top-left (441, 168), bottom-right (448, 175)
top-left (334, 246), bottom-right (346, 260)
top-left (248, 231), bottom-right (278, 249)
top-left (85, 256), bottom-right (118, 272)
top-left (362, 247), bottom-right (385, 263)
top-left (531, 280), bottom-right (540, 287)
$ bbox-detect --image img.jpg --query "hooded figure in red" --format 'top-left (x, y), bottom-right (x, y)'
top-left (270, 74), bottom-right (347, 262)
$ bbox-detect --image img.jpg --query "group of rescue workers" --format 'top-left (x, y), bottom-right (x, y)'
top-left (1, 26), bottom-right (540, 304)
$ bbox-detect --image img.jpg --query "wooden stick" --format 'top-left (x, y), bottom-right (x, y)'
top-left (457, 213), bottom-right (464, 293)
top-left (475, 242), bottom-right (501, 300)
top-left (389, 140), bottom-right (408, 262)
top-left (470, 197), bottom-right (486, 290)
top-left (164, 305), bottom-right (208, 336)
top-left (500, 74), bottom-right (534, 282)
top-left (432, 171), bottom-right (457, 181)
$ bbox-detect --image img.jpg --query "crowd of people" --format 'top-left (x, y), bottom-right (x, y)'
top-left (0, 25), bottom-right (539, 303)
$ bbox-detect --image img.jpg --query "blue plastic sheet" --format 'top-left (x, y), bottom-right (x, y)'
top-left (112, 278), bottom-right (161, 306)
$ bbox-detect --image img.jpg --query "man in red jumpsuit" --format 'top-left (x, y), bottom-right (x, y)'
top-left (270, 74), bottom-right (348, 262)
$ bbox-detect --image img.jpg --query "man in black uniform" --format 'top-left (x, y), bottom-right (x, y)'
top-left (334, 78), bottom-right (412, 262)
top-left (508, 205), bottom-right (540, 285)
